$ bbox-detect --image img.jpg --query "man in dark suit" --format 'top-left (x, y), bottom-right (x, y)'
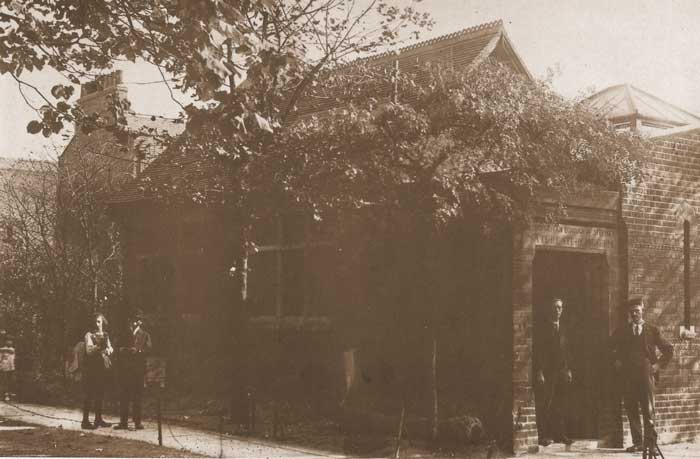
top-left (611, 297), bottom-right (673, 453)
top-left (533, 298), bottom-right (573, 447)
top-left (114, 311), bottom-right (152, 430)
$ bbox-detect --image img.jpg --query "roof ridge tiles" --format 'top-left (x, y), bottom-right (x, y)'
top-left (339, 19), bottom-right (503, 68)
top-left (398, 19), bottom-right (503, 53)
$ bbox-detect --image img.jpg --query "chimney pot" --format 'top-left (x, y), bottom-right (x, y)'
top-left (80, 70), bottom-right (124, 98)
top-left (77, 70), bottom-right (128, 118)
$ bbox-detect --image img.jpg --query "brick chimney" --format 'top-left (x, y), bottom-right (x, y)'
top-left (77, 70), bottom-right (128, 118)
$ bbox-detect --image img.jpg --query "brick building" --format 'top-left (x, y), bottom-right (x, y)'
top-left (584, 83), bottom-right (700, 133)
top-left (106, 18), bottom-right (530, 438)
top-left (57, 70), bottom-right (184, 332)
top-left (622, 124), bottom-right (700, 446)
top-left (81, 20), bottom-right (700, 453)
top-left (509, 87), bottom-right (700, 451)
top-left (60, 70), bottom-right (185, 188)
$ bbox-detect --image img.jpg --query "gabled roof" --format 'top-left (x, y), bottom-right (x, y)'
top-left (296, 20), bottom-right (531, 116)
top-left (108, 132), bottom-right (224, 205)
top-left (357, 19), bottom-right (531, 78)
top-left (110, 19), bottom-right (531, 205)
top-left (583, 84), bottom-right (700, 128)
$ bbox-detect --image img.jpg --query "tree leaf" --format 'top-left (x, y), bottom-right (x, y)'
top-left (26, 120), bottom-right (42, 134)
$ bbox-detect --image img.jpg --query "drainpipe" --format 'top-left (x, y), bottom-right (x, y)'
top-left (618, 181), bottom-right (629, 325)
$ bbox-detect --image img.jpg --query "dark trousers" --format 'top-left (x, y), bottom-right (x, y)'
top-left (535, 370), bottom-right (569, 441)
top-left (82, 363), bottom-right (107, 422)
top-left (119, 368), bottom-right (145, 426)
top-left (623, 362), bottom-right (656, 446)
top-left (0, 371), bottom-right (15, 397)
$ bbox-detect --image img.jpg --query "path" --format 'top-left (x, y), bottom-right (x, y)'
top-left (0, 401), bottom-right (346, 458)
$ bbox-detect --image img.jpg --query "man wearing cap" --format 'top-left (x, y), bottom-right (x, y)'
top-left (114, 311), bottom-right (152, 430)
top-left (611, 298), bottom-right (673, 453)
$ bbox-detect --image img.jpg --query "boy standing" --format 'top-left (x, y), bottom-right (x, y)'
top-left (114, 311), bottom-right (152, 430)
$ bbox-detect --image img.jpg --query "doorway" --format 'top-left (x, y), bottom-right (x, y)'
top-left (532, 248), bottom-right (609, 439)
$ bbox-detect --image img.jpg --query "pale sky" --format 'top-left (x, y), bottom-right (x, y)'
top-left (3, 0), bottom-right (700, 158)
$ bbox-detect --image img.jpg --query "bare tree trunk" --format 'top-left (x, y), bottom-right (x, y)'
top-left (231, 227), bottom-right (250, 421)
top-left (272, 316), bottom-right (282, 438)
top-left (416, 209), bottom-right (439, 445)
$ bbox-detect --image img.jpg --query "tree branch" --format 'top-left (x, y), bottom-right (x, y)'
top-left (10, 73), bottom-right (56, 110)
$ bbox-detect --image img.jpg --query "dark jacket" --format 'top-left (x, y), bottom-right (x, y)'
top-left (611, 322), bottom-right (673, 373)
top-left (117, 327), bottom-right (152, 377)
top-left (533, 322), bottom-right (571, 375)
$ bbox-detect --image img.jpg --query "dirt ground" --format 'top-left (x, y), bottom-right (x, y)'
top-left (0, 418), bottom-right (198, 457)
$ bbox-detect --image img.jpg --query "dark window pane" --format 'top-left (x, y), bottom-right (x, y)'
top-left (158, 257), bottom-right (174, 312)
top-left (282, 214), bottom-right (306, 246)
top-left (252, 217), bottom-right (279, 246)
top-left (249, 251), bottom-right (278, 315)
top-left (182, 253), bottom-right (210, 312)
top-left (281, 250), bottom-right (304, 315)
top-left (136, 258), bottom-right (151, 312)
top-left (307, 246), bottom-right (336, 316)
top-left (137, 256), bottom-right (174, 314)
top-left (248, 212), bottom-right (335, 317)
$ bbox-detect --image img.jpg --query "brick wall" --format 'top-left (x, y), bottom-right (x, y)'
top-left (512, 405), bottom-right (537, 452)
top-left (622, 127), bottom-right (700, 445)
top-left (511, 209), bottom-right (620, 452)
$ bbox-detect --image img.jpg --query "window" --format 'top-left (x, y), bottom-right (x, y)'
top-left (177, 216), bottom-right (225, 313)
top-left (132, 148), bottom-right (144, 177)
top-left (248, 213), bottom-right (336, 318)
top-left (135, 255), bottom-right (174, 313)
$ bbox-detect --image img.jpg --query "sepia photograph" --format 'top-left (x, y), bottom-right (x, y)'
top-left (0, 1), bottom-right (699, 457)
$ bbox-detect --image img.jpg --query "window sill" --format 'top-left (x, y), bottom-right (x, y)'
top-left (248, 315), bottom-right (331, 331)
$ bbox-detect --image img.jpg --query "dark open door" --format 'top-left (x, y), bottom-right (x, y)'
top-left (533, 249), bottom-right (609, 439)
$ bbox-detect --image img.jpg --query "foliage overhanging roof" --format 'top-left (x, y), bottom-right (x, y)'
top-left (109, 19), bottom-right (531, 205)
